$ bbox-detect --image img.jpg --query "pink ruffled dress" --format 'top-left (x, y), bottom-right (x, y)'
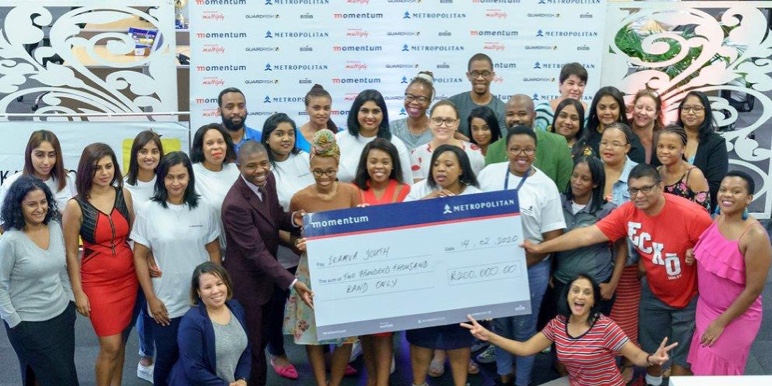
top-left (687, 222), bottom-right (762, 375)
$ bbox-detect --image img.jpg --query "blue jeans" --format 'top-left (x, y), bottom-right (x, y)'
top-left (150, 317), bottom-right (181, 385)
top-left (134, 290), bottom-right (155, 358)
top-left (494, 259), bottom-right (550, 386)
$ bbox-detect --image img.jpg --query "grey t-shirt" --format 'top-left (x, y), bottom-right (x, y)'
top-left (390, 117), bottom-right (432, 152)
top-left (447, 91), bottom-right (508, 138)
top-left (212, 311), bottom-right (248, 382)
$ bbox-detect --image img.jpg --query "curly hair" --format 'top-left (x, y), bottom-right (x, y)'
top-left (1, 175), bottom-right (58, 230)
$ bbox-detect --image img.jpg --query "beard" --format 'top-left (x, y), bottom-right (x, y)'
top-left (221, 113), bottom-right (246, 132)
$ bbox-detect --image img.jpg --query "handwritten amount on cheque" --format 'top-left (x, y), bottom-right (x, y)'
top-left (313, 234), bottom-right (522, 296)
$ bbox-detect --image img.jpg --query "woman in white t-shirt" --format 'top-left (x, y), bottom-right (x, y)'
top-left (403, 144), bottom-right (482, 386)
top-left (259, 113), bottom-right (315, 380)
top-left (476, 126), bottom-right (566, 386)
top-left (336, 89), bottom-right (413, 183)
top-left (131, 151), bottom-right (221, 385)
top-left (0, 130), bottom-right (76, 224)
top-left (124, 130), bottom-right (165, 381)
top-left (410, 100), bottom-right (485, 183)
top-left (190, 124), bottom-right (240, 252)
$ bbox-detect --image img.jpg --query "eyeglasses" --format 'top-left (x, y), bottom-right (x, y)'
top-left (431, 117), bottom-right (458, 127)
top-left (600, 141), bottom-right (627, 149)
top-left (469, 71), bottom-right (493, 79)
top-left (404, 94), bottom-right (430, 104)
top-left (628, 183), bottom-right (658, 196)
top-left (682, 106), bottom-right (705, 114)
top-left (311, 169), bottom-right (337, 177)
top-left (508, 147), bottom-right (536, 156)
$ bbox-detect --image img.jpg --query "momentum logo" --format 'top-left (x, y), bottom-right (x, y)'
top-left (194, 97), bottom-right (218, 104)
top-left (196, 64), bottom-right (246, 72)
top-left (333, 12), bottom-right (383, 19)
top-left (470, 30), bottom-right (518, 37)
top-left (195, 0), bottom-right (245, 4)
top-left (494, 62), bottom-right (517, 69)
top-left (196, 32), bottom-right (246, 39)
top-left (333, 45), bottom-right (382, 52)
top-left (332, 77), bottom-right (382, 84)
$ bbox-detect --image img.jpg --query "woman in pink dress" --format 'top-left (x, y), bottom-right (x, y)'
top-left (687, 171), bottom-right (771, 375)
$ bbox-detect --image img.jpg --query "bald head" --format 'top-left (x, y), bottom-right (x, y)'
top-left (505, 94), bottom-right (535, 129)
top-left (237, 140), bottom-right (267, 164)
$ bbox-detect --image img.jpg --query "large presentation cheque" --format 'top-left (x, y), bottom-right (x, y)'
top-left (303, 190), bottom-right (531, 340)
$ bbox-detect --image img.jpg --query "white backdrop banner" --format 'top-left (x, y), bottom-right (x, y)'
top-left (188, 0), bottom-right (608, 130)
top-left (0, 122), bottom-right (189, 186)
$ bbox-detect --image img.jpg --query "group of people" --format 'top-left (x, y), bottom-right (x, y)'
top-left (0, 52), bottom-right (769, 386)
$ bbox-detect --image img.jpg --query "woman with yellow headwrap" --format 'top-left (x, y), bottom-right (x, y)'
top-left (283, 129), bottom-right (361, 386)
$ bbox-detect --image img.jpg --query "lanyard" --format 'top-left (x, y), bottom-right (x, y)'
top-left (504, 166), bottom-right (532, 192)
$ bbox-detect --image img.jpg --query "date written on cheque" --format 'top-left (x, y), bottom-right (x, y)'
top-left (445, 235), bottom-right (519, 252)
top-left (446, 261), bottom-right (523, 285)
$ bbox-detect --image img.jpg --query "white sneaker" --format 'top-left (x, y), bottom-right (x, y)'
top-left (349, 341), bottom-right (363, 363)
top-left (137, 362), bottom-right (154, 383)
top-left (476, 345), bottom-right (496, 364)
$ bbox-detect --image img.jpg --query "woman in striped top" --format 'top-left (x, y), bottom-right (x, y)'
top-left (462, 274), bottom-right (676, 386)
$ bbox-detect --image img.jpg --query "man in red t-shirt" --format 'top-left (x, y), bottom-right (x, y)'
top-left (523, 164), bottom-right (712, 386)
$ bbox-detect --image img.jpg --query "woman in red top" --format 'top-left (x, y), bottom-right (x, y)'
top-left (63, 143), bottom-right (137, 386)
top-left (462, 274), bottom-right (676, 386)
top-left (351, 138), bottom-right (409, 385)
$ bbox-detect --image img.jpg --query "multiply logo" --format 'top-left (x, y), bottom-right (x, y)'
top-left (202, 77), bottom-right (225, 87)
top-left (265, 0), bottom-right (331, 4)
top-left (201, 11), bottom-right (225, 21)
top-left (347, 0), bottom-right (369, 4)
top-left (483, 42), bottom-right (506, 51)
top-left (202, 44), bottom-right (225, 54)
top-left (346, 29), bottom-right (369, 38)
top-left (485, 9), bottom-right (507, 19)
top-left (473, 0), bottom-right (519, 3)
top-left (345, 61), bottom-right (368, 70)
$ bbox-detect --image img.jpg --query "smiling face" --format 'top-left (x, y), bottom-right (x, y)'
top-left (357, 101), bottom-right (383, 136)
top-left (570, 161), bottom-right (596, 201)
top-left (311, 156), bottom-right (338, 189)
top-left (507, 133), bottom-right (537, 175)
top-left (404, 82), bottom-right (432, 119)
top-left (567, 277), bottom-right (595, 318)
top-left (679, 95), bottom-right (706, 131)
top-left (306, 95), bottom-right (332, 128)
top-left (432, 150), bottom-right (463, 190)
top-left (92, 155), bottom-right (115, 189)
top-left (266, 122), bottom-right (296, 160)
top-left (599, 128), bottom-right (630, 166)
top-left (628, 176), bottom-right (662, 212)
top-left (717, 176), bottom-right (752, 216)
top-left (366, 148), bottom-right (393, 185)
top-left (505, 99), bottom-right (535, 129)
top-left (470, 117), bottom-right (493, 147)
top-left (633, 95), bottom-right (658, 130)
top-left (430, 105), bottom-right (459, 142)
top-left (197, 273), bottom-right (228, 310)
top-left (164, 163), bottom-right (190, 203)
top-left (554, 104), bottom-right (581, 141)
top-left (655, 132), bottom-right (684, 167)
top-left (202, 129), bottom-right (227, 168)
top-left (30, 141), bottom-right (57, 180)
top-left (596, 95), bottom-right (620, 127)
top-left (21, 188), bottom-right (48, 227)
top-left (239, 150), bottom-right (271, 187)
top-left (559, 74), bottom-right (586, 101)
top-left (467, 59), bottom-right (494, 96)
top-left (137, 141), bottom-right (161, 172)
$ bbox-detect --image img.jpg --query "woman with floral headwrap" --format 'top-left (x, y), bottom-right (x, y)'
top-left (284, 129), bottom-right (361, 386)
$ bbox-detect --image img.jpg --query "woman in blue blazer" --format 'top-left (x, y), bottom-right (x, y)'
top-left (168, 262), bottom-right (251, 386)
